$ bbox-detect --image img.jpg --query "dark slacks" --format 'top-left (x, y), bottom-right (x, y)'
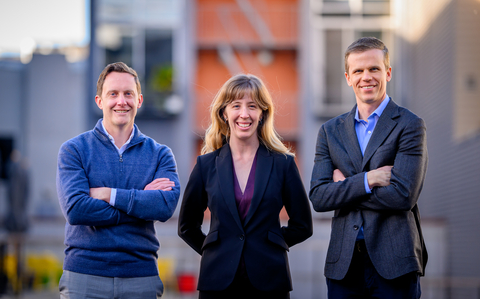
top-left (327, 240), bottom-right (421, 299)
top-left (199, 269), bottom-right (290, 299)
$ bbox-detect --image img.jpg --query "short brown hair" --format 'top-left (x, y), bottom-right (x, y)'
top-left (96, 62), bottom-right (141, 96)
top-left (344, 37), bottom-right (390, 73)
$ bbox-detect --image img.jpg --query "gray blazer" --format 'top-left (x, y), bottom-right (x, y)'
top-left (309, 99), bottom-right (428, 280)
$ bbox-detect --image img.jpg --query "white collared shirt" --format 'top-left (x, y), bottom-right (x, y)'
top-left (101, 121), bottom-right (135, 206)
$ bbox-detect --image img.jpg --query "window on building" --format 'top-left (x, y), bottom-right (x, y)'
top-left (325, 30), bottom-right (343, 105)
top-left (105, 35), bottom-right (133, 68)
top-left (141, 30), bottom-right (173, 118)
top-left (94, 0), bottom-right (182, 119)
top-left (363, 0), bottom-right (390, 16)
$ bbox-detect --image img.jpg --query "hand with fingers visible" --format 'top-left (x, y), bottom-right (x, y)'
top-left (144, 178), bottom-right (175, 191)
top-left (367, 165), bottom-right (393, 189)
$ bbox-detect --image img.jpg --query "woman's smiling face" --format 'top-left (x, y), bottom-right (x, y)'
top-left (223, 96), bottom-right (263, 143)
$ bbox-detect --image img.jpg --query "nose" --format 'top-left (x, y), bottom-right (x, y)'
top-left (239, 105), bottom-right (249, 118)
top-left (362, 71), bottom-right (372, 81)
top-left (117, 94), bottom-right (127, 105)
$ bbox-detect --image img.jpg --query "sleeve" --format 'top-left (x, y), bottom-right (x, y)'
top-left (281, 156), bottom-right (313, 247)
top-left (309, 125), bottom-right (367, 212)
top-left (177, 157), bottom-right (208, 255)
top-left (364, 173), bottom-right (372, 193)
top-left (113, 147), bottom-right (181, 222)
top-left (356, 117), bottom-right (428, 211)
top-left (109, 188), bottom-right (117, 206)
top-left (56, 142), bottom-right (139, 226)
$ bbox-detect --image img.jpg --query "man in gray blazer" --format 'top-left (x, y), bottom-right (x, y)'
top-left (309, 37), bottom-right (428, 298)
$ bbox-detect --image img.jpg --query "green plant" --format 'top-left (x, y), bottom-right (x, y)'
top-left (150, 64), bottom-right (173, 93)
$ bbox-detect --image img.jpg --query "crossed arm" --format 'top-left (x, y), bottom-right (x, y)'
top-left (334, 166), bottom-right (392, 188)
top-left (310, 117), bottom-right (427, 212)
top-left (90, 178), bottom-right (176, 203)
top-left (57, 143), bottom-right (180, 226)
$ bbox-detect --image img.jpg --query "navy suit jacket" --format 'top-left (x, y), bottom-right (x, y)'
top-left (309, 99), bottom-right (428, 280)
top-left (178, 144), bottom-right (313, 291)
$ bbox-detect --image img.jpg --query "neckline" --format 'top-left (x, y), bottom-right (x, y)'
top-left (233, 151), bottom-right (258, 195)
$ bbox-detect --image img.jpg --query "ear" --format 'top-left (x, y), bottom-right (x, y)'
top-left (95, 95), bottom-right (103, 110)
top-left (386, 67), bottom-right (392, 82)
top-left (345, 72), bottom-right (353, 87)
top-left (137, 94), bottom-right (144, 108)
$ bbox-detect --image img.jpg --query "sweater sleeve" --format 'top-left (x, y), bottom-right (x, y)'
top-left (57, 141), bottom-right (139, 226)
top-left (113, 146), bottom-right (181, 222)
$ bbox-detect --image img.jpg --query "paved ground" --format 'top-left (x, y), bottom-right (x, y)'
top-left (0, 290), bottom-right (198, 299)
top-left (0, 290), bottom-right (57, 299)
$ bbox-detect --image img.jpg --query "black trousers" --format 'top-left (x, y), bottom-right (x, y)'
top-left (199, 269), bottom-right (290, 299)
top-left (327, 240), bottom-right (421, 299)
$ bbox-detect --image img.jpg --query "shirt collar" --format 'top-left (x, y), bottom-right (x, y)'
top-left (101, 120), bottom-right (135, 149)
top-left (355, 94), bottom-right (390, 122)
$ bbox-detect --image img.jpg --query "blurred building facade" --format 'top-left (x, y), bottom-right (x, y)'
top-left (397, 0), bottom-right (480, 297)
top-left (0, 0), bottom-right (479, 298)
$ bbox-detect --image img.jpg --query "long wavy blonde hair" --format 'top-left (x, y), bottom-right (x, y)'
top-left (202, 74), bottom-right (293, 156)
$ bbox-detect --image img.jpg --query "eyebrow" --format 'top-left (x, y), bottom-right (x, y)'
top-left (105, 89), bottom-right (135, 94)
top-left (231, 99), bottom-right (257, 105)
top-left (352, 65), bottom-right (382, 72)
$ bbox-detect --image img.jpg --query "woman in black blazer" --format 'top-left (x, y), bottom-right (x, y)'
top-left (178, 74), bottom-right (313, 299)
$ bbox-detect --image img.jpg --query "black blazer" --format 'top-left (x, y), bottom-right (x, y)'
top-left (309, 99), bottom-right (428, 280)
top-left (178, 144), bottom-right (313, 292)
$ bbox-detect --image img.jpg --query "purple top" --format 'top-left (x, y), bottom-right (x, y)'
top-left (233, 153), bottom-right (257, 224)
top-left (232, 152), bottom-right (257, 278)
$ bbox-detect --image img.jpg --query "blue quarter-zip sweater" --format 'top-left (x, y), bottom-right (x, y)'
top-left (57, 119), bottom-right (180, 277)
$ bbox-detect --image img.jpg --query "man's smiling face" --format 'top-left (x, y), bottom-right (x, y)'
top-left (345, 49), bottom-right (392, 107)
top-left (95, 72), bottom-right (143, 132)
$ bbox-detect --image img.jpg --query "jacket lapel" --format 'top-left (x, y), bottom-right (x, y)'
top-left (243, 145), bottom-right (272, 227)
top-left (362, 99), bottom-right (399, 170)
top-left (216, 144), bottom-right (244, 231)
top-left (339, 106), bottom-right (363, 174)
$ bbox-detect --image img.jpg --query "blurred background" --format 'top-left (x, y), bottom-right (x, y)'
top-left (0, 0), bottom-right (479, 298)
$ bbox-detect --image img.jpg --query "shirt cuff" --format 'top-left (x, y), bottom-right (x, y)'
top-left (364, 173), bottom-right (372, 194)
top-left (110, 188), bottom-right (117, 206)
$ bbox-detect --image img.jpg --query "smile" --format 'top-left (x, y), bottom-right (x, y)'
top-left (115, 110), bottom-right (129, 113)
top-left (237, 123), bottom-right (252, 128)
top-left (361, 86), bottom-right (375, 90)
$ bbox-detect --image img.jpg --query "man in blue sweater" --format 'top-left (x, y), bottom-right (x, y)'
top-left (56, 62), bottom-right (180, 299)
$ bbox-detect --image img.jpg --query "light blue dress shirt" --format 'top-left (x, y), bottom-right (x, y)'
top-left (354, 95), bottom-right (390, 239)
top-left (101, 120), bottom-right (135, 206)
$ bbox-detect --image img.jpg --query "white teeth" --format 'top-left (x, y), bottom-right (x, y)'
top-left (238, 123), bottom-right (251, 128)
top-left (362, 86), bottom-right (374, 89)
